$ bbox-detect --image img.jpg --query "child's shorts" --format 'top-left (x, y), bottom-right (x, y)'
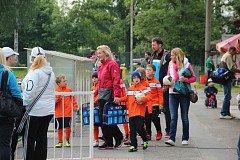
top-left (55, 117), bottom-right (71, 129)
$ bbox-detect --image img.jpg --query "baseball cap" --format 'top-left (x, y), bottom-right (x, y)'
top-left (2, 47), bottom-right (19, 58)
top-left (31, 47), bottom-right (46, 58)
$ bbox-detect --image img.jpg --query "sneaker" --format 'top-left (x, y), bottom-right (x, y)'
top-left (164, 132), bottom-right (170, 138)
top-left (128, 146), bottom-right (137, 152)
top-left (66, 141), bottom-right (71, 147)
top-left (156, 131), bottom-right (162, 140)
top-left (147, 134), bottom-right (151, 141)
top-left (165, 139), bottom-right (175, 146)
top-left (93, 141), bottom-right (99, 147)
top-left (114, 139), bottom-right (123, 148)
top-left (143, 141), bottom-right (148, 150)
top-left (99, 136), bottom-right (105, 141)
top-left (98, 143), bottom-right (114, 150)
top-left (182, 140), bottom-right (189, 145)
top-left (55, 142), bottom-right (63, 148)
top-left (219, 114), bottom-right (234, 119)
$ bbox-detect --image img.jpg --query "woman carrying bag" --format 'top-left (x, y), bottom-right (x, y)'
top-left (21, 52), bottom-right (55, 160)
top-left (165, 48), bottom-right (196, 146)
top-left (0, 49), bottom-right (22, 160)
top-left (95, 45), bottom-right (123, 149)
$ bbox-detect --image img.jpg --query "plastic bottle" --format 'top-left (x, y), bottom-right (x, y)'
top-left (118, 110), bottom-right (123, 123)
top-left (94, 108), bottom-right (100, 123)
top-left (113, 110), bottom-right (118, 124)
top-left (108, 110), bottom-right (113, 124)
top-left (83, 110), bottom-right (89, 124)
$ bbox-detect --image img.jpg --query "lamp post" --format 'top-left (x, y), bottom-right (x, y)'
top-left (205, 0), bottom-right (212, 74)
top-left (130, 0), bottom-right (134, 74)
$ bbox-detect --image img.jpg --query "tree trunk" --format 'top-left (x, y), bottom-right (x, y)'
top-left (14, 0), bottom-right (19, 53)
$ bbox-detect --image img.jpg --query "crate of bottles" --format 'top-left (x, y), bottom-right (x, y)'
top-left (103, 102), bottom-right (128, 125)
top-left (82, 103), bottom-right (100, 125)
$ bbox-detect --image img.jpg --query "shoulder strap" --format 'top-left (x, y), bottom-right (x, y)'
top-left (17, 73), bottom-right (52, 133)
top-left (1, 70), bottom-right (8, 93)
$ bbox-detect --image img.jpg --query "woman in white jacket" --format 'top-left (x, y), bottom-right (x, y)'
top-left (22, 54), bottom-right (55, 160)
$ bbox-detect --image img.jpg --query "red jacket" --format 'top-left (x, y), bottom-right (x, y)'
top-left (121, 83), bottom-right (151, 118)
top-left (146, 77), bottom-right (164, 113)
top-left (55, 86), bottom-right (78, 118)
top-left (96, 60), bottom-right (121, 98)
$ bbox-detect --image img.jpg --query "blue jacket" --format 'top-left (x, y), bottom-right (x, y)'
top-left (0, 65), bottom-right (21, 98)
top-left (204, 86), bottom-right (218, 97)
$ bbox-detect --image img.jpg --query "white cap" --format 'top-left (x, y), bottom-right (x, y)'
top-left (31, 47), bottom-right (46, 58)
top-left (2, 47), bottom-right (19, 58)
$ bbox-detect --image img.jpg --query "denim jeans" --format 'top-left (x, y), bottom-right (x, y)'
top-left (221, 80), bottom-right (232, 116)
top-left (238, 135), bottom-right (240, 160)
top-left (169, 94), bottom-right (190, 142)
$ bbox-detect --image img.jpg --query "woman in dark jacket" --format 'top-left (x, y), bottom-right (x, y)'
top-left (0, 49), bottom-right (22, 160)
top-left (95, 45), bottom-right (123, 149)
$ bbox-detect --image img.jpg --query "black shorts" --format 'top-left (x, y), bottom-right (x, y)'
top-left (55, 117), bottom-right (71, 129)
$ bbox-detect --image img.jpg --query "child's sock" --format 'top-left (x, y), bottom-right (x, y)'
top-left (94, 126), bottom-right (99, 141)
top-left (65, 127), bottom-right (71, 141)
top-left (58, 129), bottom-right (63, 143)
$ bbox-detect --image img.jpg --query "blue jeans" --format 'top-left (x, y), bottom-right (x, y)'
top-left (221, 80), bottom-right (232, 116)
top-left (163, 92), bottom-right (171, 133)
top-left (238, 135), bottom-right (240, 160)
top-left (169, 94), bottom-right (190, 142)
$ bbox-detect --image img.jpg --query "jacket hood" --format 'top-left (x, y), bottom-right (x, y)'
top-left (184, 57), bottom-right (189, 66)
top-left (41, 63), bottom-right (53, 75)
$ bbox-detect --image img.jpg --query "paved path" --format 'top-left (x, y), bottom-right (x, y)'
top-left (15, 90), bottom-right (240, 160)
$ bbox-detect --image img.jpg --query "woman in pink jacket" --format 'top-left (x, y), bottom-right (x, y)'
top-left (165, 48), bottom-right (196, 146)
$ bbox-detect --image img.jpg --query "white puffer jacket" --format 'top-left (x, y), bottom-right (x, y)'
top-left (22, 63), bottom-right (55, 116)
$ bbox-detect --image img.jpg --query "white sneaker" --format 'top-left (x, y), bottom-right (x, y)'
top-left (182, 140), bottom-right (189, 145)
top-left (219, 114), bottom-right (234, 119)
top-left (165, 139), bottom-right (175, 146)
top-left (93, 141), bottom-right (99, 147)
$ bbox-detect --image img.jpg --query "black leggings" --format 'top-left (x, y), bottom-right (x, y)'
top-left (145, 106), bottom-right (162, 135)
top-left (98, 99), bottom-right (123, 147)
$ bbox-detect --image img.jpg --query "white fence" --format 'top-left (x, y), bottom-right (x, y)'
top-left (15, 91), bottom-right (94, 160)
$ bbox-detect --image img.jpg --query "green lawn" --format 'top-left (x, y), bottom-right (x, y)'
top-left (11, 68), bottom-right (28, 79)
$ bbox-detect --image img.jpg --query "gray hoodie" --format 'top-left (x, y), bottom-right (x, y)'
top-left (22, 63), bottom-right (55, 116)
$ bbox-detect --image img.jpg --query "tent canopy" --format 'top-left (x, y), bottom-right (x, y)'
top-left (216, 34), bottom-right (240, 54)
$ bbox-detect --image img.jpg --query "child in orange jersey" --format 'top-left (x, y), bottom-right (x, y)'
top-left (145, 64), bottom-right (164, 141)
top-left (91, 71), bottom-right (100, 147)
top-left (120, 79), bottom-right (130, 144)
top-left (120, 71), bottom-right (151, 152)
top-left (55, 74), bottom-right (78, 148)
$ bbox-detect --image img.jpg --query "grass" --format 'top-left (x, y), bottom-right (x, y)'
top-left (191, 82), bottom-right (240, 93)
top-left (11, 68), bottom-right (28, 79)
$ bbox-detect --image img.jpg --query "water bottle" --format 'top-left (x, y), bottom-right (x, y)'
top-left (94, 109), bottom-right (100, 123)
top-left (108, 111), bottom-right (113, 124)
top-left (113, 110), bottom-right (118, 124)
top-left (83, 110), bottom-right (89, 124)
top-left (118, 110), bottom-right (123, 123)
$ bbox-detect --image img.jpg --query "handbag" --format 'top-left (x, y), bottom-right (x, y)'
top-left (183, 83), bottom-right (198, 103)
top-left (0, 70), bottom-right (24, 118)
top-left (16, 73), bottom-right (51, 134)
top-left (98, 88), bottom-right (113, 101)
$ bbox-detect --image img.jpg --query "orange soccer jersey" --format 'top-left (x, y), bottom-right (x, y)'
top-left (91, 82), bottom-right (99, 105)
top-left (120, 83), bottom-right (151, 118)
top-left (146, 77), bottom-right (164, 114)
top-left (55, 86), bottom-right (78, 118)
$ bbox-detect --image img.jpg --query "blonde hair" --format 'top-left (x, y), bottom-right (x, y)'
top-left (136, 67), bottom-right (146, 80)
top-left (56, 74), bottom-right (66, 84)
top-left (171, 48), bottom-right (185, 69)
top-left (0, 49), bottom-right (7, 70)
top-left (30, 55), bottom-right (47, 70)
top-left (97, 45), bottom-right (113, 60)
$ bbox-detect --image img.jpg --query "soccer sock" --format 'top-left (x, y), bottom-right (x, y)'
top-left (65, 127), bottom-right (71, 141)
top-left (58, 129), bottom-right (63, 143)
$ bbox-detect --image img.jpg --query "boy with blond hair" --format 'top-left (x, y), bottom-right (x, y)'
top-left (55, 74), bottom-right (78, 148)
